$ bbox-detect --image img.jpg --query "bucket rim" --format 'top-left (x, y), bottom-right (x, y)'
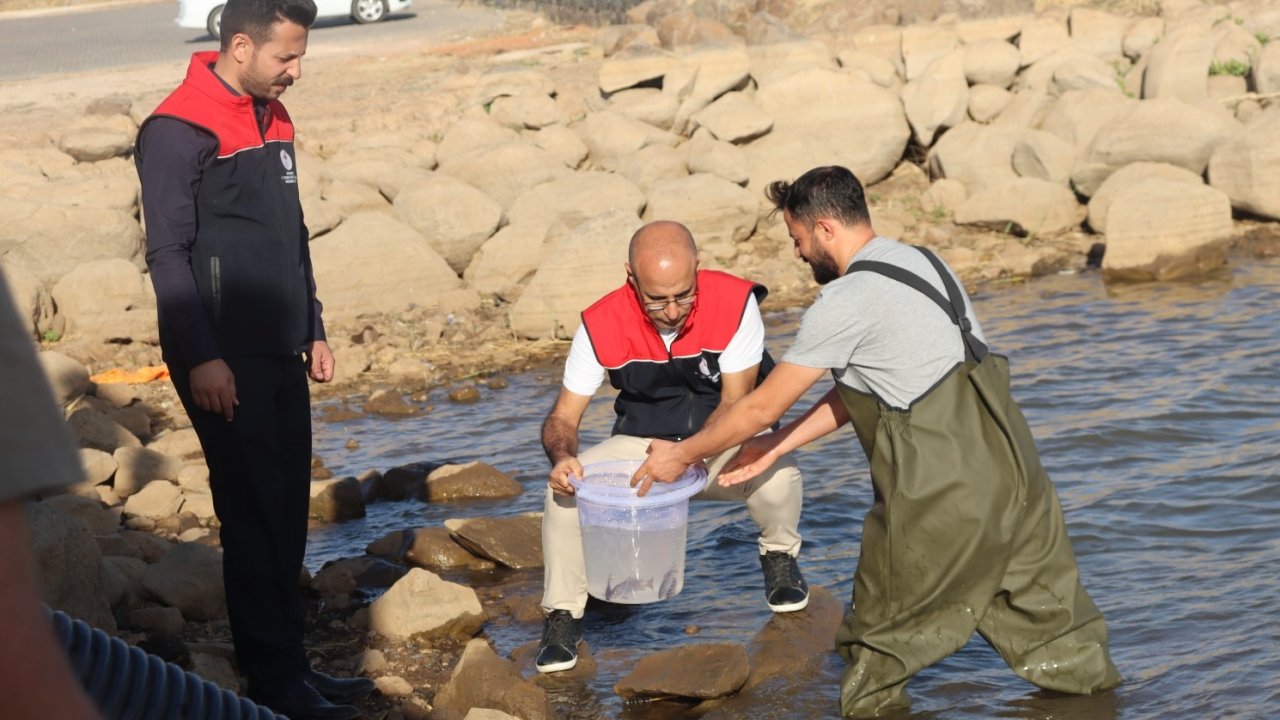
top-left (571, 459), bottom-right (707, 507)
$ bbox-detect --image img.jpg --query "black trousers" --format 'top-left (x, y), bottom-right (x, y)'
top-left (171, 355), bottom-right (312, 688)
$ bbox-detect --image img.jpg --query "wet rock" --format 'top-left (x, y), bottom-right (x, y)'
top-left (367, 568), bottom-right (485, 642)
top-left (26, 502), bottom-right (116, 631)
top-left (447, 385), bottom-right (482, 404)
top-left (433, 639), bottom-right (552, 720)
top-left (309, 477), bottom-right (366, 522)
top-left (141, 542), bottom-right (226, 621)
top-left (426, 462), bottom-right (522, 501)
top-left (364, 388), bottom-right (422, 416)
top-left (376, 461), bottom-right (443, 502)
top-left (406, 527), bottom-right (493, 571)
top-left (615, 642), bottom-right (749, 701)
top-left (1101, 178), bottom-right (1233, 282)
top-left (444, 513), bottom-right (542, 569)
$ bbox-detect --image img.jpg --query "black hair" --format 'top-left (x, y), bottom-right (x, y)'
top-left (764, 165), bottom-right (871, 227)
top-left (219, 0), bottom-right (317, 50)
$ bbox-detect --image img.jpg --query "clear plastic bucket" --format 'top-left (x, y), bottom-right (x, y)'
top-left (571, 459), bottom-right (708, 604)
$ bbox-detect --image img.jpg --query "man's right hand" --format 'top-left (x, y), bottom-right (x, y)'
top-left (189, 359), bottom-right (237, 421)
top-left (549, 456), bottom-right (584, 497)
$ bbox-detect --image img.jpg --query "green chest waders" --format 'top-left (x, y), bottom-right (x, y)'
top-left (833, 249), bottom-right (1120, 718)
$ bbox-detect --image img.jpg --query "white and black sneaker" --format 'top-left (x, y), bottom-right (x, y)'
top-left (535, 610), bottom-right (584, 673)
top-left (760, 551), bottom-right (809, 612)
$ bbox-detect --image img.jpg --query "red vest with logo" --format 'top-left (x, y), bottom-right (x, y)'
top-left (581, 270), bottom-right (772, 440)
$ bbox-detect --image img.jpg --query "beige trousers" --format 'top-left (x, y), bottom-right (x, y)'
top-left (541, 434), bottom-right (804, 617)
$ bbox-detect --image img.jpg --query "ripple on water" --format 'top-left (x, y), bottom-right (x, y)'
top-left (311, 257), bottom-right (1280, 719)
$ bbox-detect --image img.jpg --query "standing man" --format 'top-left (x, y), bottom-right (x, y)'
top-left (135, 1), bottom-right (372, 717)
top-left (0, 274), bottom-right (102, 720)
top-left (633, 167), bottom-right (1121, 717)
top-left (536, 220), bottom-right (808, 673)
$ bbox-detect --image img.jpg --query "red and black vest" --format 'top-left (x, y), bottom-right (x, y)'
top-left (136, 51), bottom-right (313, 359)
top-left (581, 270), bottom-right (774, 440)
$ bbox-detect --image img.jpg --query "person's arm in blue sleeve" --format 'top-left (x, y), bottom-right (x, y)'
top-left (136, 117), bottom-right (222, 369)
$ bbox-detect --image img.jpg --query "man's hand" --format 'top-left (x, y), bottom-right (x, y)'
top-left (189, 359), bottom-right (237, 421)
top-left (718, 435), bottom-right (781, 487)
top-left (630, 440), bottom-right (694, 497)
top-left (306, 340), bottom-right (335, 383)
top-left (549, 456), bottom-right (584, 497)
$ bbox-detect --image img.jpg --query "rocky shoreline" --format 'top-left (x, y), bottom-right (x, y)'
top-left (10, 0), bottom-right (1280, 716)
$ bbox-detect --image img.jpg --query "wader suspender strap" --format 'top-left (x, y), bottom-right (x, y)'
top-left (846, 247), bottom-right (990, 363)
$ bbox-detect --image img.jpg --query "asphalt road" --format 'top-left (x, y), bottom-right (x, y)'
top-left (0, 0), bottom-right (508, 81)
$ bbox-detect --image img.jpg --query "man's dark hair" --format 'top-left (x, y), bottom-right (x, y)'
top-left (764, 165), bottom-right (871, 228)
top-left (220, 0), bottom-right (317, 50)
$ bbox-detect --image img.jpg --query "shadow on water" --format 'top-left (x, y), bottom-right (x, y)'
top-left (310, 256), bottom-right (1280, 719)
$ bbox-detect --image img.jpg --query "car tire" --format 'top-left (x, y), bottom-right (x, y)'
top-left (206, 4), bottom-right (224, 39)
top-left (351, 0), bottom-right (387, 23)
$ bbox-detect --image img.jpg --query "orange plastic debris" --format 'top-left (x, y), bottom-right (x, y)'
top-left (90, 365), bottom-right (170, 385)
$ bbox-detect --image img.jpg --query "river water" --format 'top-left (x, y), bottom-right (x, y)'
top-left (308, 255), bottom-right (1280, 719)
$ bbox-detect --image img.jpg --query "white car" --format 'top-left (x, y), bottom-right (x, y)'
top-left (177, 0), bottom-right (411, 39)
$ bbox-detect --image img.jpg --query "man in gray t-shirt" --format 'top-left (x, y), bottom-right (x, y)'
top-left (783, 235), bottom-right (985, 409)
top-left (633, 166), bottom-right (1119, 718)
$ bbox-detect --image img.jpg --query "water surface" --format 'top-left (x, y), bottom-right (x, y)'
top-left (311, 256), bottom-right (1280, 719)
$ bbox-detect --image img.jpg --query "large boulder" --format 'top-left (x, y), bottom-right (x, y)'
top-left (954, 178), bottom-right (1082, 237)
top-left (1, 258), bottom-right (55, 339)
top-left (754, 68), bottom-right (909, 186)
top-left (0, 198), bottom-right (143, 285)
top-left (38, 351), bottom-right (91, 406)
top-left (926, 122), bottom-right (1020, 196)
top-left (901, 50), bottom-right (969, 147)
top-left (464, 222), bottom-right (554, 297)
top-left (689, 92), bottom-right (773, 144)
top-left (1142, 17), bottom-right (1214, 101)
top-left (112, 446), bottom-right (183, 499)
top-left (393, 173), bottom-right (503, 275)
top-left (1208, 110), bottom-right (1280, 220)
top-left (438, 141), bottom-right (569, 209)
top-left (615, 643), bottom-right (749, 701)
top-left (509, 210), bottom-right (639, 340)
top-left (1101, 178), bottom-right (1233, 281)
top-left (425, 462), bottom-right (522, 501)
top-left (643, 174), bottom-right (757, 261)
top-left (575, 112), bottom-right (679, 172)
top-left (309, 477), bottom-right (366, 522)
top-left (1087, 162), bottom-right (1205, 232)
top-left (668, 45), bottom-right (753, 134)
top-left (900, 24), bottom-right (957, 81)
top-left (1072, 98), bottom-right (1237, 196)
top-left (309, 212), bottom-right (470, 319)
top-left (50, 259), bottom-right (157, 344)
top-left (963, 40), bottom-right (1020, 88)
top-left (506, 172), bottom-right (646, 230)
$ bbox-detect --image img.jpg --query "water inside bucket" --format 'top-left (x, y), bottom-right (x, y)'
top-left (572, 460), bottom-right (707, 604)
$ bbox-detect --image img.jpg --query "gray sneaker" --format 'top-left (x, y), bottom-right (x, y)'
top-left (760, 551), bottom-right (809, 612)
top-left (535, 610), bottom-right (584, 673)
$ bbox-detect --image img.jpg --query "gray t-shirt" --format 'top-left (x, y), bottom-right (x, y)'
top-left (0, 273), bottom-right (83, 501)
top-left (783, 237), bottom-right (986, 409)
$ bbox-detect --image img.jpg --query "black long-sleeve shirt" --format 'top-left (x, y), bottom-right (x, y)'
top-left (137, 96), bottom-right (325, 368)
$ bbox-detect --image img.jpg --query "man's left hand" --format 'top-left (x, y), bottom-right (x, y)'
top-left (306, 341), bottom-right (335, 383)
top-left (630, 439), bottom-right (693, 497)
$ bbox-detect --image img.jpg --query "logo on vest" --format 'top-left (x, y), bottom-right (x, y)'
top-left (279, 149), bottom-right (297, 184)
top-left (698, 357), bottom-right (721, 383)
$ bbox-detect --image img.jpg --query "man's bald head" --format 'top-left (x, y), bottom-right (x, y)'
top-left (628, 221), bottom-right (697, 279)
top-left (626, 221), bottom-right (700, 331)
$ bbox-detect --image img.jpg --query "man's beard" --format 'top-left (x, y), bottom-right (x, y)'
top-left (242, 61), bottom-right (292, 99)
top-left (808, 245), bottom-right (842, 285)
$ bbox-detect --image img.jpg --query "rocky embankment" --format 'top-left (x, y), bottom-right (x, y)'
top-left (10, 0), bottom-right (1280, 716)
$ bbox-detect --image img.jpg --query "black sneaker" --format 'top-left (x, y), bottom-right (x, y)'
top-left (760, 551), bottom-right (809, 612)
top-left (535, 609), bottom-right (584, 673)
